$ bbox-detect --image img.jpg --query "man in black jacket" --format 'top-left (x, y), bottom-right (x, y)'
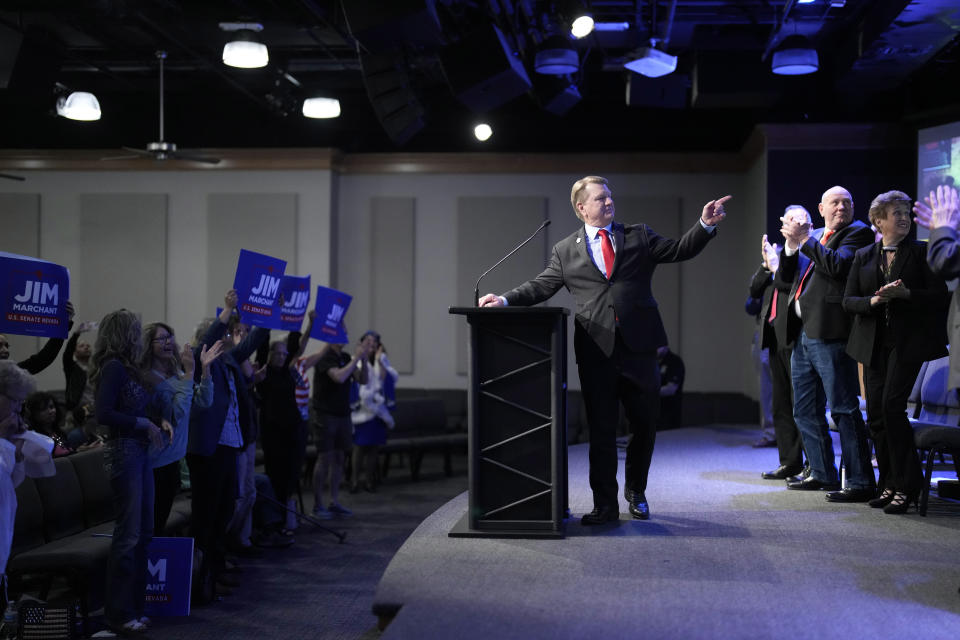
top-left (775, 186), bottom-right (875, 499)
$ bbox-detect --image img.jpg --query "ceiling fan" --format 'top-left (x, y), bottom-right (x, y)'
top-left (103, 50), bottom-right (220, 165)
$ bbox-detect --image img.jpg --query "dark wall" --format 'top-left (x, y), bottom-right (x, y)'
top-left (766, 148), bottom-right (914, 240)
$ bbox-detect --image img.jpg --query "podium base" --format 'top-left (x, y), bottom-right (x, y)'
top-left (448, 511), bottom-right (565, 539)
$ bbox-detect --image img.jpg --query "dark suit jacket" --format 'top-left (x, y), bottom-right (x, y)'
top-left (775, 220), bottom-right (875, 341)
top-left (927, 225), bottom-right (960, 389)
top-left (187, 319), bottom-right (269, 457)
top-left (504, 220), bottom-right (715, 357)
top-left (749, 264), bottom-right (799, 350)
top-left (843, 240), bottom-right (949, 367)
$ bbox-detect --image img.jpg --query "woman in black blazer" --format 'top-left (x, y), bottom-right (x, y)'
top-left (843, 191), bottom-right (950, 514)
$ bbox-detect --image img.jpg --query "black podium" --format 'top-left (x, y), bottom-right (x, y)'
top-left (448, 307), bottom-right (569, 538)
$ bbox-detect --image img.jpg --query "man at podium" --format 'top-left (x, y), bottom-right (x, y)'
top-left (479, 176), bottom-right (729, 524)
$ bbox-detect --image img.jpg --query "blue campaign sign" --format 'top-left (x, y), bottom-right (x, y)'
top-left (0, 251), bottom-right (70, 339)
top-left (278, 274), bottom-right (311, 332)
top-left (233, 249), bottom-right (287, 329)
top-left (144, 536), bottom-right (194, 617)
top-left (311, 285), bottom-right (352, 344)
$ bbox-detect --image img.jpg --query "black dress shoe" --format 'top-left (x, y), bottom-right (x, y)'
top-left (761, 464), bottom-right (804, 480)
top-left (626, 491), bottom-right (650, 520)
top-left (825, 487), bottom-right (876, 503)
top-left (580, 506), bottom-right (619, 525)
top-left (786, 477), bottom-right (841, 491)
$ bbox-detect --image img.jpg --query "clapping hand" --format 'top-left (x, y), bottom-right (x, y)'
top-left (181, 343), bottom-right (195, 378)
top-left (701, 196), bottom-right (732, 226)
top-left (914, 185), bottom-right (960, 231)
top-left (876, 279), bottom-right (909, 300)
top-left (200, 340), bottom-right (225, 371)
top-left (761, 234), bottom-right (779, 272)
top-left (779, 212), bottom-right (811, 250)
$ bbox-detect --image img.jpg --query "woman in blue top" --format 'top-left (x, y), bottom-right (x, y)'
top-left (140, 322), bottom-right (222, 534)
top-left (90, 309), bottom-right (171, 634)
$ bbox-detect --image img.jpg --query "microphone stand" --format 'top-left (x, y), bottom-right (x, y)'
top-left (474, 219), bottom-right (551, 306)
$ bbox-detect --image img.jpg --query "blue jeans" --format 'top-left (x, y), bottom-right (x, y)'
top-left (791, 331), bottom-right (874, 489)
top-left (104, 438), bottom-right (154, 626)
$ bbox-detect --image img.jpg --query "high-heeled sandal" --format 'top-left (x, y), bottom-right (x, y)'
top-left (868, 488), bottom-right (895, 508)
top-left (883, 491), bottom-right (918, 514)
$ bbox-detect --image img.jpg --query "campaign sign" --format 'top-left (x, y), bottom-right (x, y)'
top-left (0, 251), bottom-right (70, 339)
top-left (278, 274), bottom-right (311, 332)
top-left (311, 285), bottom-right (352, 344)
top-left (144, 536), bottom-right (194, 617)
top-left (233, 249), bottom-right (287, 329)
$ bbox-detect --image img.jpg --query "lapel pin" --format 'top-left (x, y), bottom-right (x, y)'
top-left (576, 237), bottom-right (581, 243)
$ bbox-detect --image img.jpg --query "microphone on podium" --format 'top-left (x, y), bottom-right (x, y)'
top-left (474, 219), bottom-right (551, 307)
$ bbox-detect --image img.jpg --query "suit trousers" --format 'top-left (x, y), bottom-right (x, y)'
top-left (863, 344), bottom-right (924, 494)
top-left (577, 329), bottom-right (660, 509)
top-left (770, 344), bottom-right (807, 469)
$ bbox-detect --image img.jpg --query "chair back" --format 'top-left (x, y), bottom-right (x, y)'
top-left (10, 478), bottom-right (46, 556)
top-left (916, 356), bottom-right (960, 425)
top-left (33, 456), bottom-right (86, 541)
top-left (69, 447), bottom-right (115, 527)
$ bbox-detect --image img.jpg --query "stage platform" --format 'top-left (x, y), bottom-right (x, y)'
top-left (373, 425), bottom-right (960, 639)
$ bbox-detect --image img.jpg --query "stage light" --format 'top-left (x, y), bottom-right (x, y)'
top-left (771, 35), bottom-right (819, 75)
top-left (534, 35), bottom-right (579, 75)
top-left (474, 123), bottom-right (493, 141)
top-left (571, 15), bottom-right (594, 39)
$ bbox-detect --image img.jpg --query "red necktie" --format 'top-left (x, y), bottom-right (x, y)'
top-left (768, 289), bottom-right (778, 324)
top-left (598, 228), bottom-right (615, 279)
top-left (794, 230), bottom-right (834, 301)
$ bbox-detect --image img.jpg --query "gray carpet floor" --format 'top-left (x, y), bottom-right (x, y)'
top-left (374, 425), bottom-right (960, 639)
top-left (136, 453), bottom-right (470, 640)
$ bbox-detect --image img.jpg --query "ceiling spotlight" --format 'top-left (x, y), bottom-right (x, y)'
top-left (570, 14), bottom-right (594, 39)
top-left (474, 123), bottom-right (493, 142)
top-left (56, 91), bottom-right (101, 121)
top-left (624, 46), bottom-right (677, 78)
top-left (221, 23), bottom-right (269, 69)
top-left (535, 35), bottom-right (579, 75)
top-left (771, 35), bottom-right (819, 75)
top-left (302, 97), bottom-right (341, 119)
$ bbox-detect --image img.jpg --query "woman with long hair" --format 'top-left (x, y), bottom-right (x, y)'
top-left (140, 322), bottom-right (221, 534)
top-left (90, 309), bottom-right (171, 634)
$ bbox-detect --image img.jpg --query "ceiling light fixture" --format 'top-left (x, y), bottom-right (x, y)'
top-left (534, 35), bottom-right (579, 75)
top-left (302, 97), bottom-right (341, 119)
top-left (624, 43), bottom-right (677, 78)
top-left (474, 123), bottom-right (493, 141)
top-left (771, 35), bottom-right (819, 75)
top-left (221, 23), bottom-right (269, 69)
top-left (56, 91), bottom-right (101, 121)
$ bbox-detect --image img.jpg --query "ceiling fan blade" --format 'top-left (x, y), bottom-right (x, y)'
top-left (169, 150), bottom-right (221, 165)
top-left (0, 172), bottom-right (26, 181)
top-left (101, 147), bottom-right (153, 161)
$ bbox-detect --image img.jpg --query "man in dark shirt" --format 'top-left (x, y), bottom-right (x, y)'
top-left (311, 339), bottom-right (369, 519)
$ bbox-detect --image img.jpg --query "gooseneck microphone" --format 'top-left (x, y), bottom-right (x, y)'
top-left (474, 219), bottom-right (551, 307)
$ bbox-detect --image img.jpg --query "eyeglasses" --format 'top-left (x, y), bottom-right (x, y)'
top-left (152, 335), bottom-right (174, 344)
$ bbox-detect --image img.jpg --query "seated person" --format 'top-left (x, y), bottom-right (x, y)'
top-left (24, 391), bottom-right (74, 457)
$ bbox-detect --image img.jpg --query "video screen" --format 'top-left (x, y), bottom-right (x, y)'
top-left (917, 121), bottom-right (960, 199)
